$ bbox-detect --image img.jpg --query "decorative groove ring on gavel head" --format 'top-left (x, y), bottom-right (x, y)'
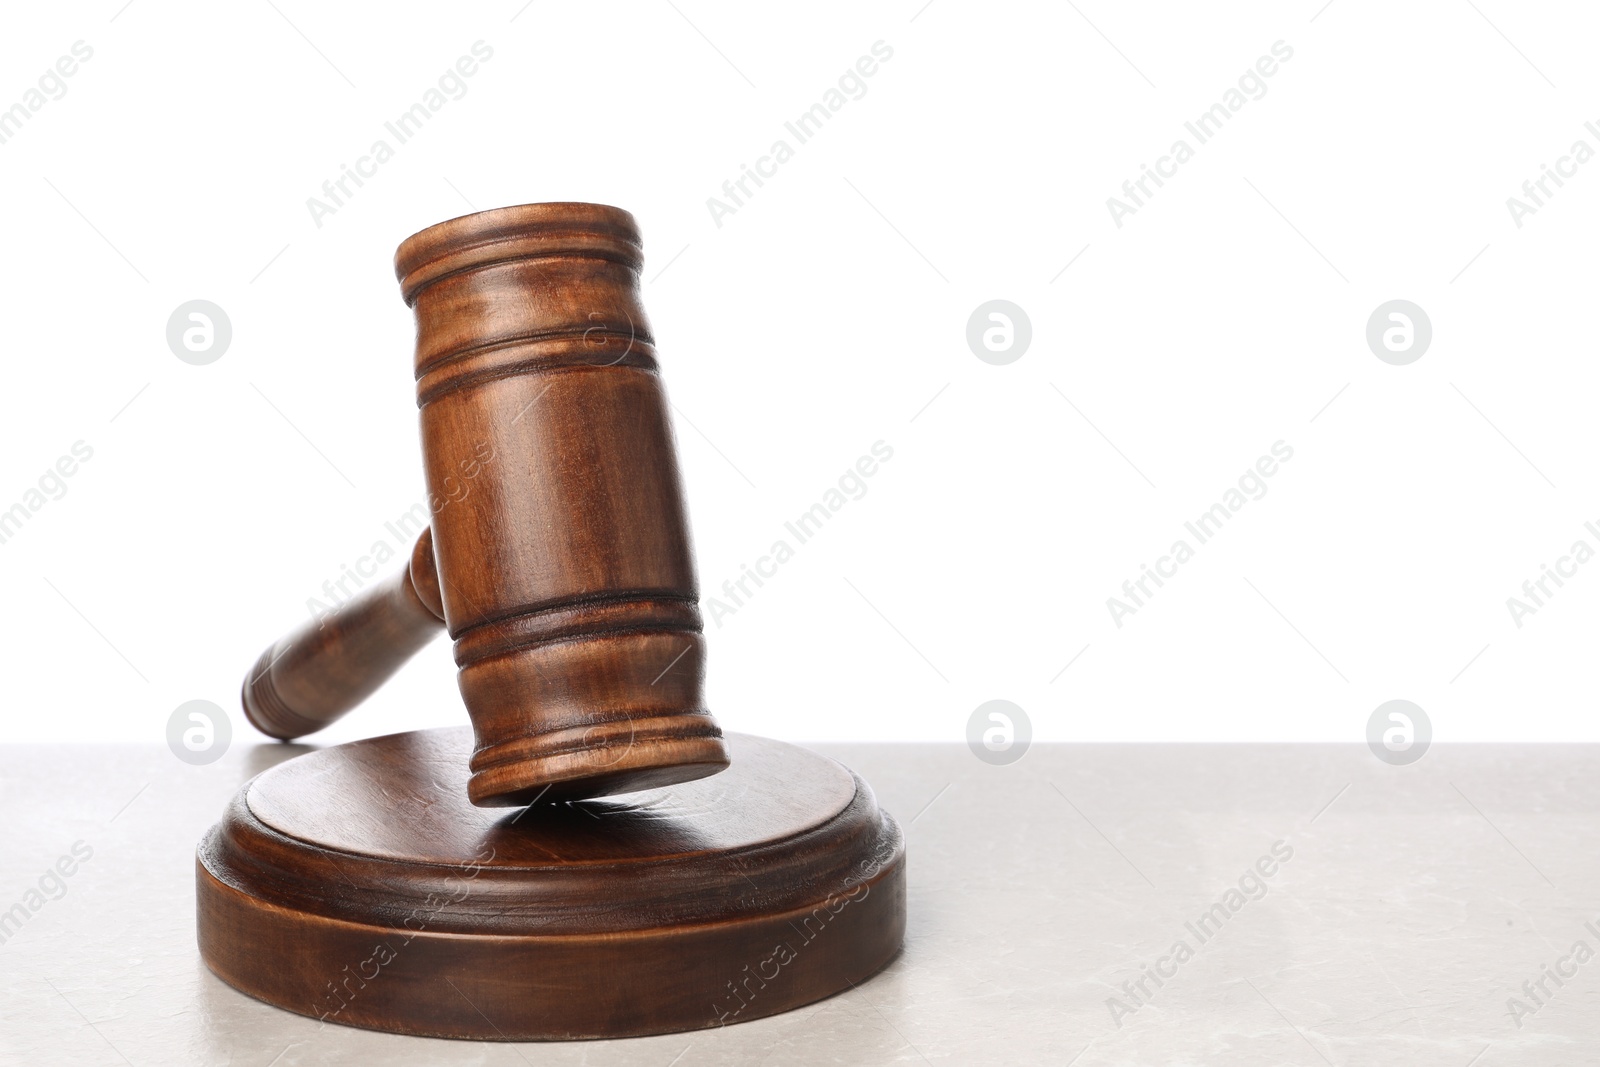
top-left (395, 203), bottom-right (730, 806)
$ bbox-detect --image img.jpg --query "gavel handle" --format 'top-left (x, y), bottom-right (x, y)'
top-left (242, 529), bottom-right (445, 740)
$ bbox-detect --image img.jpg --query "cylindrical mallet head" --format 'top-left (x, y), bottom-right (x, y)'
top-left (395, 203), bottom-right (728, 805)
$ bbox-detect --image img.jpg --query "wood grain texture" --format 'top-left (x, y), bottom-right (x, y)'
top-left (196, 729), bottom-right (905, 1040)
top-left (239, 204), bottom-right (728, 805)
top-left (241, 530), bottom-right (444, 740)
top-left (397, 204), bottom-right (727, 806)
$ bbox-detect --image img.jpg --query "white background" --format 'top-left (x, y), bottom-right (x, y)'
top-left (2, 0), bottom-right (1596, 746)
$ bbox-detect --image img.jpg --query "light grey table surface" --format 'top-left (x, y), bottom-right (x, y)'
top-left (2, 738), bottom-right (1594, 1066)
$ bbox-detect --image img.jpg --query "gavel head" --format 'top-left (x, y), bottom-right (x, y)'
top-left (394, 203), bottom-right (728, 805)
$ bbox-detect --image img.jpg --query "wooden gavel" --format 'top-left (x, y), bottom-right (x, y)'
top-left (241, 203), bottom-right (728, 806)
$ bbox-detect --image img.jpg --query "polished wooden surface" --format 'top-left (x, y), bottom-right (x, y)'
top-left (239, 204), bottom-right (729, 804)
top-left (398, 204), bottom-right (726, 806)
top-left (196, 729), bottom-right (905, 1040)
top-left (241, 531), bottom-right (443, 740)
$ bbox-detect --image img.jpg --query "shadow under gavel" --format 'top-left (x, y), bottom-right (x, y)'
top-left (242, 529), bottom-right (445, 742)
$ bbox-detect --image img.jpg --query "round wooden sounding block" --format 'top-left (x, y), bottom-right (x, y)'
top-left (196, 729), bottom-right (905, 1040)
